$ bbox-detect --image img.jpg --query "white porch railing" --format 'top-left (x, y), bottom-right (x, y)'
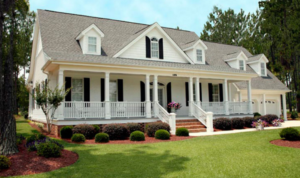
top-left (110, 102), bottom-right (146, 118)
top-left (201, 101), bottom-right (251, 115)
top-left (229, 101), bottom-right (250, 114)
top-left (191, 102), bottom-right (207, 127)
top-left (201, 102), bottom-right (225, 115)
top-left (64, 102), bottom-right (105, 119)
top-left (154, 101), bottom-right (176, 134)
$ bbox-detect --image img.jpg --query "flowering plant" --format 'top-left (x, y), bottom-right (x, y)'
top-left (251, 119), bottom-right (268, 128)
top-left (272, 119), bottom-right (284, 127)
top-left (167, 102), bottom-right (182, 110)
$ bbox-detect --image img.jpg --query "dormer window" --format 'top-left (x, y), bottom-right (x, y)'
top-left (196, 49), bottom-right (203, 62)
top-left (88, 37), bottom-right (97, 53)
top-left (151, 38), bottom-right (159, 58)
top-left (239, 60), bottom-right (244, 70)
top-left (261, 62), bottom-right (266, 76)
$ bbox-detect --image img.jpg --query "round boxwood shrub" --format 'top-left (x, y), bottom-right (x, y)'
top-left (95, 133), bottom-right (109, 143)
top-left (254, 112), bottom-right (261, 117)
top-left (231, 118), bottom-right (245, 129)
top-left (291, 111), bottom-right (298, 120)
top-left (147, 122), bottom-right (170, 137)
top-left (259, 114), bottom-right (278, 125)
top-left (103, 124), bottom-right (130, 140)
top-left (176, 128), bottom-right (189, 136)
top-left (155, 129), bottom-right (170, 140)
top-left (93, 125), bottom-right (100, 134)
top-left (0, 155), bottom-right (11, 170)
top-left (37, 142), bottom-right (62, 158)
top-left (71, 133), bottom-right (86, 143)
top-left (60, 126), bottom-right (73, 139)
top-left (243, 117), bottom-right (258, 128)
top-left (127, 123), bottom-right (143, 133)
top-left (130, 131), bottom-right (145, 141)
top-left (280, 128), bottom-right (300, 141)
top-left (213, 118), bottom-right (231, 130)
top-left (72, 124), bottom-right (95, 139)
top-left (26, 135), bottom-right (37, 144)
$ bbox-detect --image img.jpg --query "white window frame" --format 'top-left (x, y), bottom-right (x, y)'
top-left (88, 36), bottom-right (97, 53)
top-left (151, 37), bottom-right (159, 58)
top-left (261, 62), bottom-right (266, 76)
top-left (71, 78), bottom-right (84, 101)
top-left (196, 49), bottom-right (203, 62)
top-left (212, 84), bottom-right (219, 102)
top-left (239, 60), bottom-right (245, 70)
top-left (109, 80), bottom-right (118, 102)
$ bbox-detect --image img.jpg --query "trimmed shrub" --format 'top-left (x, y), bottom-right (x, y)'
top-left (155, 129), bottom-right (170, 140)
top-left (72, 124), bottom-right (95, 139)
top-left (254, 112), bottom-right (261, 117)
top-left (60, 126), bottom-right (73, 139)
top-left (280, 128), bottom-right (300, 141)
top-left (146, 122), bottom-right (170, 137)
top-left (95, 133), bottom-right (109, 143)
top-left (93, 125), bottom-right (100, 134)
top-left (130, 131), bottom-right (145, 141)
top-left (71, 133), bottom-right (86, 143)
top-left (26, 135), bottom-right (37, 144)
top-left (37, 142), bottom-right (62, 158)
top-left (26, 138), bottom-right (64, 152)
top-left (0, 155), bottom-right (11, 170)
top-left (16, 134), bottom-right (25, 145)
top-left (127, 123), bottom-right (143, 133)
top-left (231, 118), bottom-right (245, 129)
top-left (259, 114), bottom-right (278, 125)
top-left (103, 124), bottom-right (130, 140)
top-left (243, 117), bottom-right (258, 128)
top-left (176, 128), bottom-right (189, 136)
top-left (291, 111), bottom-right (298, 120)
top-left (36, 133), bottom-right (46, 140)
top-left (213, 118), bottom-right (231, 130)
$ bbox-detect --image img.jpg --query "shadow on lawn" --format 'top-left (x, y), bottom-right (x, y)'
top-left (44, 145), bottom-right (190, 178)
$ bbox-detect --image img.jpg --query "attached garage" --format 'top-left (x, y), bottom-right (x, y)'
top-left (264, 100), bottom-right (279, 115)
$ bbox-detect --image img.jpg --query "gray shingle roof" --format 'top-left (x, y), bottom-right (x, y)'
top-left (37, 10), bottom-right (289, 91)
top-left (222, 51), bottom-right (241, 61)
top-left (247, 54), bottom-right (264, 62)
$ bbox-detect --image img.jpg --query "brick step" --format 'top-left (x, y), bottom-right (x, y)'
top-left (176, 122), bottom-right (204, 126)
top-left (176, 125), bottom-right (206, 129)
top-left (176, 119), bottom-right (199, 123)
top-left (188, 128), bottom-right (207, 133)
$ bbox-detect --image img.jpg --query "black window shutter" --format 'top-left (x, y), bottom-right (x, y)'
top-left (65, 77), bottom-right (72, 101)
top-left (159, 38), bottom-right (164, 59)
top-left (185, 82), bottom-right (189, 106)
top-left (219, 84), bottom-right (223, 102)
top-left (118, 79), bottom-right (124, 101)
top-left (101, 78), bottom-right (105, 102)
top-left (84, 78), bottom-right (90, 102)
top-left (200, 83), bottom-right (202, 102)
top-left (208, 83), bottom-right (213, 102)
top-left (140, 81), bottom-right (145, 102)
top-left (146, 36), bottom-right (150, 58)
top-left (167, 82), bottom-right (171, 112)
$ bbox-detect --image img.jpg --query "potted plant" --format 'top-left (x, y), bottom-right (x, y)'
top-left (167, 102), bottom-right (182, 113)
top-left (251, 119), bottom-right (268, 130)
top-left (272, 118), bottom-right (284, 127)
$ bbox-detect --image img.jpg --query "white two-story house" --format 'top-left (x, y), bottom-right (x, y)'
top-left (28, 10), bottom-right (290, 135)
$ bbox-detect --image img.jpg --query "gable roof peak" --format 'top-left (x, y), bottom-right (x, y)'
top-left (75, 23), bottom-right (104, 40)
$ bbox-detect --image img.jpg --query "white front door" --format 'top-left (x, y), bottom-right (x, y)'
top-left (150, 88), bottom-right (164, 106)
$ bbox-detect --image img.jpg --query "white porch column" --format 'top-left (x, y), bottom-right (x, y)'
top-left (153, 75), bottom-right (158, 116)
top-left (282, 93), bottom-right (287, 121)
top-left (228, 83), bottom-right (232, 101)
top-left (189, 77), bottom-right (194, 116)
top-left (145, 75), bottom-right (151, 118)
top-left (262, 94), bottom-right (266, 115)
top-left (105, 72), bottom-right (111, 119)
top-left (223, 79), bottom-right (229, 115)
top-left (57, 70), bottom-right (64, 120)
top-left (195, 78), bottom-right (200, 107)
top-left (28, 87), bottom-right (33, 118)
top-left (247, 80), bottom-right (253, 114)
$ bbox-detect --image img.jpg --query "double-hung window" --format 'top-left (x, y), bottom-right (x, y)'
top-left (109, 80), bottom-right (117, 102)
top-left (196, 49), bottom-right (203, 62)
top-left (261, 63), bottom-right (266, 76)
top-left (212, 84), bottom-right (219, 102)
top-left (72, 79), bottom-right (83, 101)
top-left (151, 38), bottom-right (159, 58)
top-left (88, 37), bottom-right (97, 53)
top-left (239, 60), bottom-right (244, 70)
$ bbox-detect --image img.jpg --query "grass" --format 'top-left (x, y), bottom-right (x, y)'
top-left (15, 117), bottom-right (300, 178)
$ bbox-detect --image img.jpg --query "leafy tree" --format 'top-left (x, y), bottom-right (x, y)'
top-left (33, 81), bottom-right (71, 133)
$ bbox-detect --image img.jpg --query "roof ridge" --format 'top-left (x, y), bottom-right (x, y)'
top-left (202, 40), bottom-right (244, 48)
top-left (39, 9), bottom-right (193, 33)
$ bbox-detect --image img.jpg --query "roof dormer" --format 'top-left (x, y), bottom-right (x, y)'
top-left (223, 51), bottom-right (248, 71)
top-left (183, 39), bottom-right (208, 64)
top-left (247, 54), bottom-right (269, 76)
top-left (76, 24), bottom-right (104, 55)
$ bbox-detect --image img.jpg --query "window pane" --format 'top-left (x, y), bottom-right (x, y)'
top-left (109, 81), bottom-right (117, 102)
top-left (261, 63), bottom-right (265, 76)
top-left (72, 93), bottom-right (83, 101)
top-left (197, 49), bottom-right (202, 62)
top-left (151, 42), bottom-right (159, 58)
top-left (88, 37), bottom-right (96, 45)
top-left (88, 44), bottom-right (96, 52)
top-left (72, 79), bottom-right (83, 101)
top-left (88, 37), bottom-right (97, 52)
top-left (212, 84), bottom-right (219, 102)
top-left (239, 60), bottom-right (244, 70)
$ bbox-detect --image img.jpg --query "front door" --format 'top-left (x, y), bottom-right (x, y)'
top-left (150, 88), bottom-right (164, 106)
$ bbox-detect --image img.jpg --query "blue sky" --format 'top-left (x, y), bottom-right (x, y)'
top-left (30, 0), bottom-right (260, 35)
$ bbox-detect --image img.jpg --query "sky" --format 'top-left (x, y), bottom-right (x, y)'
top-left (29, 0), bottom-right (261, 35)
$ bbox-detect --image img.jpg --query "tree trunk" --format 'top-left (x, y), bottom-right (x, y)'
top-left (0, 1), bottom-right (18, 155)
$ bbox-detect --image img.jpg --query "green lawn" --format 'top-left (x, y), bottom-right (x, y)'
top-left (15, 117), bottom-right (300, 178)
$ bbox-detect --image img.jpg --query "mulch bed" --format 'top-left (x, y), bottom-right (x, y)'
top-left (270, 139), bottom-right (300, 149)
top-left (0, 141), bottom-right (78, 177)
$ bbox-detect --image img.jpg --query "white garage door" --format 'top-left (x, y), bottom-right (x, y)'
top-left (265, 100), bottom-right (278, 115)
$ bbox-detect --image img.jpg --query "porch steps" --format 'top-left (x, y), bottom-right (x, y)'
top-left (176, 119), bottom-right (206, 133)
